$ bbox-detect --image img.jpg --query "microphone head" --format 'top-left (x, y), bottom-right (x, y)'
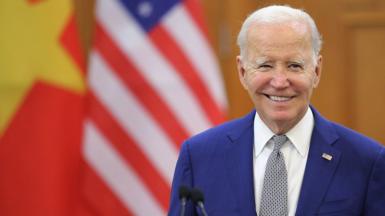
top-left (178, 185), bottom-right (191, 200)
top-left (190, 188), bottom-right (204, 204)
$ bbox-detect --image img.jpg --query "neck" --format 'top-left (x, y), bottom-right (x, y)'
top-left (261, 110), bottom-right (308, 135)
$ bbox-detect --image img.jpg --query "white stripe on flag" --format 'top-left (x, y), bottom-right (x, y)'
top-left (88, 51), bottom-right (177, 183)
top-left (83, 120), bottom-right (166, 216)
top-left (162, 3), bottom-right (227, 109)
top-left (96, 0), bottom-right (212, 135)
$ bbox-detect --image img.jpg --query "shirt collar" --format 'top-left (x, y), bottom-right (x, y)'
top-left (253, 107), bottom-right (314, 157)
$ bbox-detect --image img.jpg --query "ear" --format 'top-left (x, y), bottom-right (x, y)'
top-left (237, 55), bottom-right (248, 89)
top-left (312, 55), bottom-right (322, 88)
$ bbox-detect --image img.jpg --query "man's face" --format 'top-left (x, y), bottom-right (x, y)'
top-left (237, 21), bottom-right (322, 134)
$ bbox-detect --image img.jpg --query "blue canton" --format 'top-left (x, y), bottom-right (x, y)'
top-left (119, 0), bottom-right (181, 32)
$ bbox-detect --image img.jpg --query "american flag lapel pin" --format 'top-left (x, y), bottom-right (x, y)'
top-left (322, 153), bottom-right (333, 161)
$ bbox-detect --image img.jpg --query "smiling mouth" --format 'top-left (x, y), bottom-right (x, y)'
top-left (264, 94), bottom-right (294, 102)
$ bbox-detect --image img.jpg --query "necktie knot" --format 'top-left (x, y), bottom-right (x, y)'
top-left (272, 135), bottom-right (287, 151)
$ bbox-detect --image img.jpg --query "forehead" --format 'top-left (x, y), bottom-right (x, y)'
top-left (246, 21), bottom-right (313, 58)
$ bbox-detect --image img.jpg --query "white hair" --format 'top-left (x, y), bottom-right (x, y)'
top-left (237, 5), bottom-right (322, 61)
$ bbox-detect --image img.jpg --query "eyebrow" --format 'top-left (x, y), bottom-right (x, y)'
top-left (253, 57), bottom-right (270, 65)
top-left (251, 57), bottom-right (307, 66)
top-left (288, 59), bottom-right (305, 65)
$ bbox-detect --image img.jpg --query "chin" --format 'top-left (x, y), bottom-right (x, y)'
top-left (267, 111), bottom-right (298, 124)
top-left (270, 115), bottom-right (295, 123)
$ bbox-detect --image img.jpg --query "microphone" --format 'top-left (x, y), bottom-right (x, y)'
top-left (190, 188), bottom-right (208, 216)
top-left (178, 185), bottom-right (191, 216)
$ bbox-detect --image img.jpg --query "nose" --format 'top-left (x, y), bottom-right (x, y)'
top-left (270, 69), bottom-right (290, 89)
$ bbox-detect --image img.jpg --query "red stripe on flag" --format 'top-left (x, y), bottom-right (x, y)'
top-left (94, 22), bottom-right (188, 147)
top-left (149, 25), bottom-right (225, 125)
top-left (184, 0), bottom-right (210, 40)
top-left (88, 93), bottom-right (170, 211)
top-left (81, 163), bottom-right (134, 216)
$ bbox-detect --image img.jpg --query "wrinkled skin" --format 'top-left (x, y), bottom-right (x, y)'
top-left (237, 21), bottom-right (322, 134)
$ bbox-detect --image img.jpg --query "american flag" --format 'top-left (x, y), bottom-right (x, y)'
top-left (82, 0), bottom-right (227, 215)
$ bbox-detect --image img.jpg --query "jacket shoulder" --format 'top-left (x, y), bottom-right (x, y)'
top-left (330, 121), bottom-right (384, 156)
top-left (186, 111), bottom-right (255, 146)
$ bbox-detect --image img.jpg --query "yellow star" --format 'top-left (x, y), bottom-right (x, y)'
top-left (0, 0), bottom-right (85, 134)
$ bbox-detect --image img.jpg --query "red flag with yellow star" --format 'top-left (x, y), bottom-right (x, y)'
top-left (0, 1), bottom-right (85, 215)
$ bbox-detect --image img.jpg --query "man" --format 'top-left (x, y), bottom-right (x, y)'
top-left (169, 5), bottom-right (385, 216)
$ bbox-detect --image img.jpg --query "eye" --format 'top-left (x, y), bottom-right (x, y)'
top-left (259, 64), bottom-right (272, 68)
top-left (257, 64), bottom-right (273, 71)
top-left (288, 63), bottom-right (303, 71)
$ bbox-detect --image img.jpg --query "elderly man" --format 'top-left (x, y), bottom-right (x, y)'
top-left (168, 5), bottom-right (385, 216)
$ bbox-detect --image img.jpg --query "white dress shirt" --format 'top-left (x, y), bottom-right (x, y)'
top-left (253, 107), bottom-right (314, 216)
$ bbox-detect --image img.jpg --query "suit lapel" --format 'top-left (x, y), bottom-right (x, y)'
top-left (224, 111), bottom-right (257, 216)
top-left (222, 108), bottom-right (340, 215)
top-left (295, 108), bottom-right (341, 215)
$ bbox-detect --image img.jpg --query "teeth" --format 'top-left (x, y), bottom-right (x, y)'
top-left (269, 95), bottom-right (291, 102)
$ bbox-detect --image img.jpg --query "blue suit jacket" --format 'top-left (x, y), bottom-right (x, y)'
top-left (168, 108), bottom-right (385, 216)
